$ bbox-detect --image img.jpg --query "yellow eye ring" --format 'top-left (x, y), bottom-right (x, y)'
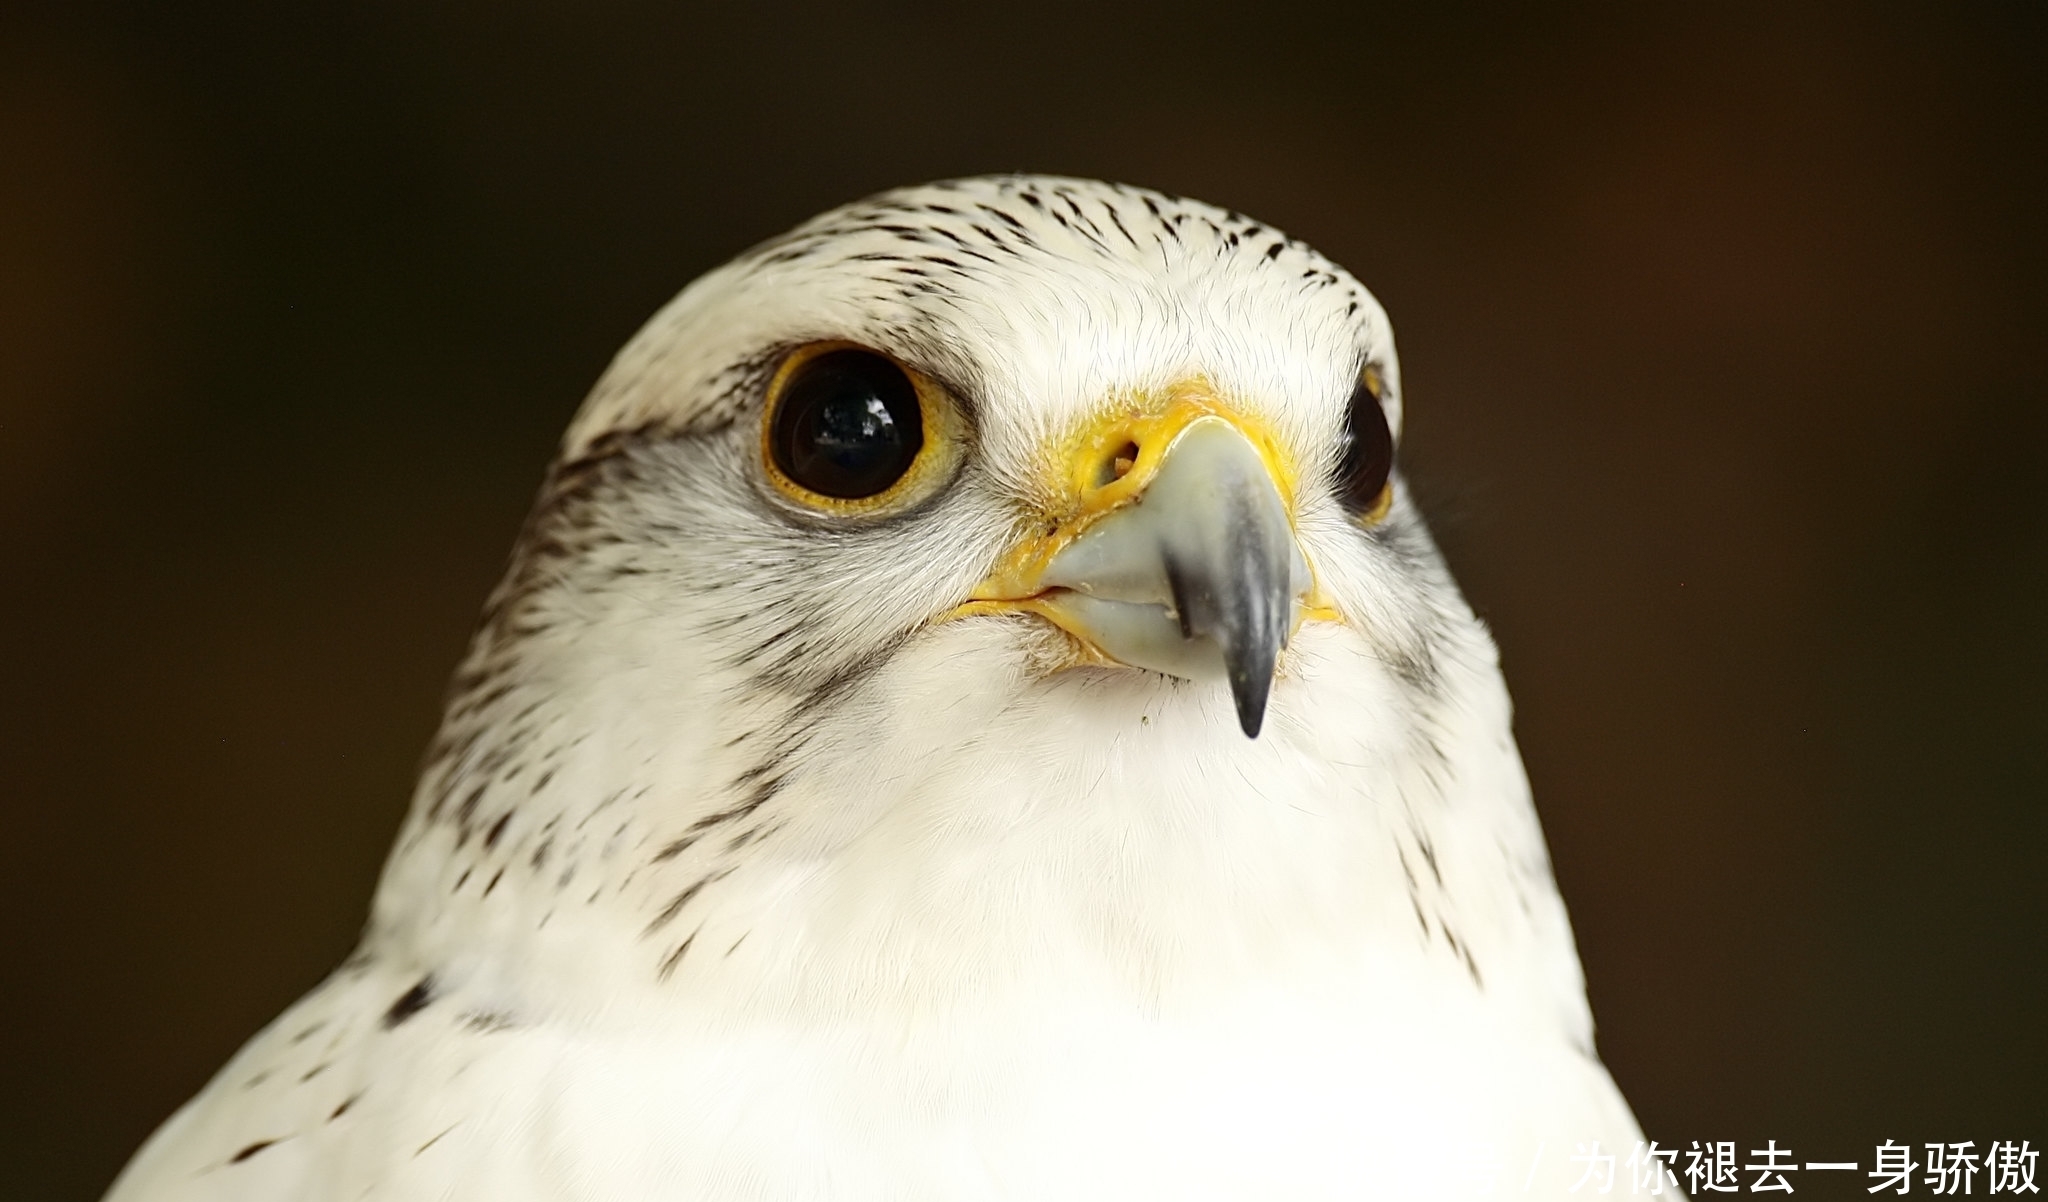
top-left (758, 341), bottom-right (964, 517)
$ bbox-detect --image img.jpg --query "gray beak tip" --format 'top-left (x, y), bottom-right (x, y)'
top-left (1230, 676), bottom-right (1270, 738)
top-left (1221, 620), bottom-right (1282, 738)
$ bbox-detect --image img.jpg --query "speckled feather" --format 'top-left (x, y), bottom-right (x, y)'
top-left (106, 176), bottom-right (1650, 1201)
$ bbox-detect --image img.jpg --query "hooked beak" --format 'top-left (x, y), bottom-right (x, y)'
top-left (951, 387), bottom-right (1329, 737)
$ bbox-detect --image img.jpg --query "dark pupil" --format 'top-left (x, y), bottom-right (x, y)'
top-left (771, 351), bottom-right (924, 499)
top-left (1337, 377), bottom-right (1394, 514)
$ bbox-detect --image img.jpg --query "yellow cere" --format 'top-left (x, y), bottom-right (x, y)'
top-left (956, 378), bottom-right (1342, 624)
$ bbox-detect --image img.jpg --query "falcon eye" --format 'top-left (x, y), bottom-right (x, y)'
top-left (759, 342), bottom-right (964, 516)
top-left (1336, 367), bottom-right (1395, 522)
top-left (768, 349), bottom-right (926, 501)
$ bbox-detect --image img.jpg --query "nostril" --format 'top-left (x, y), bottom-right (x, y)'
top-left (1095, 441), bottom-right (1140, 488)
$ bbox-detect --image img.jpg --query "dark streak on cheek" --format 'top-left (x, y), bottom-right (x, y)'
top-left (382, 975), bottom-right (436, 1029)
top-left (228, 1138), bottom-right (281, 1164)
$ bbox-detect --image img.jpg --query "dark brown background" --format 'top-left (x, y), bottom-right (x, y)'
top-left (4, 3), bottom-right (2042, 1199)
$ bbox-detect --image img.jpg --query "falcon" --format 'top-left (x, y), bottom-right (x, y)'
top-left (107, 175), bottom-right (1655, 1200)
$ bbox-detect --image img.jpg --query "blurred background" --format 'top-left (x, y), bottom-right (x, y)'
top-left (4, 2), bottom-right (2042, 1197)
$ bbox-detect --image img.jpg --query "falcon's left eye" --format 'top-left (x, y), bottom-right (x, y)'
top-left (1336, 365), bottom-right (1395, 523)
top-left (759, 342), bottom-right (963, 515)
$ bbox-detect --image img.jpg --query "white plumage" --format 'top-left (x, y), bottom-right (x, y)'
top-left (107, 175), bottom-right (1654, 1201)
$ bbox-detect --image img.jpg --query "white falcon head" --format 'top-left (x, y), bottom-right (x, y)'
top-left (375, 174), bottom-right (1594, 1055)
top-left (106, 176), bottom-right (1649, 1202)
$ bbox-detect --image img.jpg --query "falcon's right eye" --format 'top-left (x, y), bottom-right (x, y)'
top-left (761, 343), bottom-right (961, 515)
